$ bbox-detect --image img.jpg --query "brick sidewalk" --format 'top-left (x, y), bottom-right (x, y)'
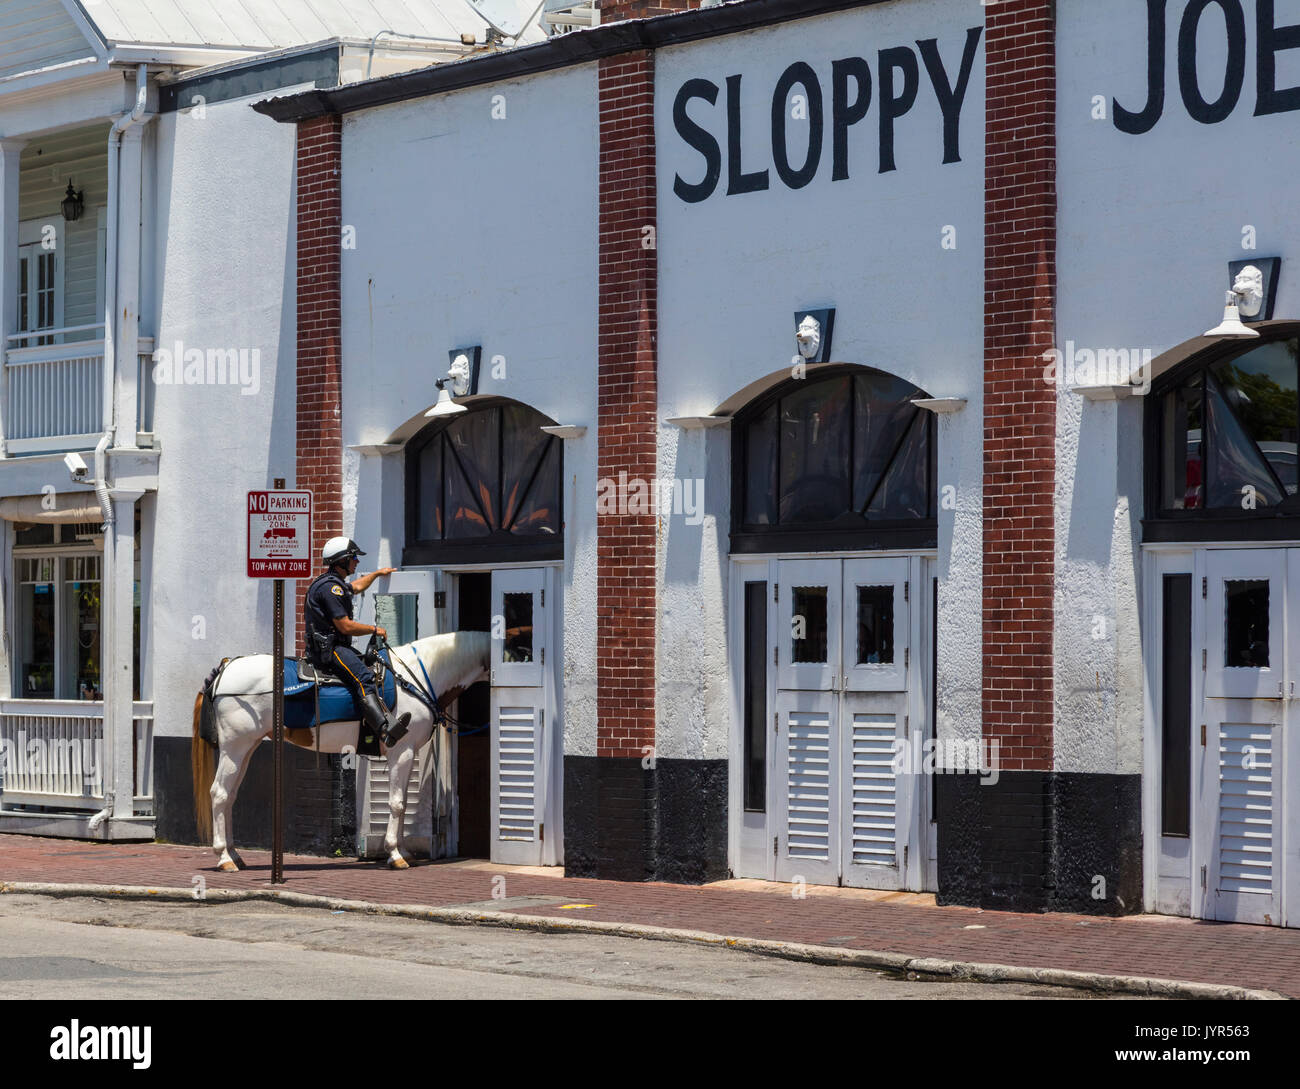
top-left (2, 834), bottom-right (1297, 997)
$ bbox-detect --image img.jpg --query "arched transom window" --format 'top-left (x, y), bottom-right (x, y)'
top-left (1149, 336), bottom-right (1299, 537)
top-left (732, 367), bottom-right (936, 552)
top-left (405, 400), bottom-right (562, 565)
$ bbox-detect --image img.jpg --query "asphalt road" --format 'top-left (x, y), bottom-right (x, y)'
top-left (0, 894), bottom-right (1150, 1000)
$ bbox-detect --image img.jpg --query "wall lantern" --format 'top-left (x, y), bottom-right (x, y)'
top-left (60, 179), bottom-right (84, 222)
top-left (424, 346), bottom-right (481, 418)
top-left (425, 378), bottom-right (468, 418)
top-left (1203, 260), bottom-right (1283, 339)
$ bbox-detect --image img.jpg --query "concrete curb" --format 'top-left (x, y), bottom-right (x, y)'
top-left (1, 880), bottom-right (1287, 1000)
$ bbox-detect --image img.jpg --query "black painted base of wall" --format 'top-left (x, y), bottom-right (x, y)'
top-left (564, 756), bottom-right (728, 884)
top-left (936, 771), bottom-right (1142, 915)
top-left (155, 737), bottom-right (357, 856)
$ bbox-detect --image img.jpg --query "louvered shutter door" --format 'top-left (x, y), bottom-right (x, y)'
top-left (774, 691), bottom-right (839, 886)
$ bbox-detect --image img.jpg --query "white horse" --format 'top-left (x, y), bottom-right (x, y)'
top-left (192, 632), bottom-right (490, 871)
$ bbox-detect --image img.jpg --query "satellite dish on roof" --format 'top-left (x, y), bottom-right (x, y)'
top-left (468, 0), bottom-right (548, 39)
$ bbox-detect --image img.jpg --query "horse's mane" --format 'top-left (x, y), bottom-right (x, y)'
top-left (393, 631), bottom-right (490, 690)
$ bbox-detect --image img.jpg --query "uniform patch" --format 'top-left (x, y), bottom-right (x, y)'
top-left (331, 585), bottom-right (344, 596)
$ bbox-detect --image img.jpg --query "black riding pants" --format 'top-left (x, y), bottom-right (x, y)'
top-left (324, 644), bottom-right (381, 717)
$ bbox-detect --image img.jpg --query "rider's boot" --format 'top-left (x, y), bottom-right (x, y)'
top-left (360, 689), bottom-right (411, 746)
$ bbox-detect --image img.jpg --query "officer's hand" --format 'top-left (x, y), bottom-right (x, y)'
top-left (376, 567), bottom-right (397, 577)
top-left (374, 626), bottom-right (388, 641)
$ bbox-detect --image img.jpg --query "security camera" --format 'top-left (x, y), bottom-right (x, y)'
top-left (64, 451), bottom-right (89, 480)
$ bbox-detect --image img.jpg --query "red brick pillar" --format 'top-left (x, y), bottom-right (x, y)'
top-left (596, 52), bottom-right (658, 764)
top-left (563, 47), bottom-right (667, 882)
top-left (294, 115), bottom-right (344, 652)
top-left (978, 0), bottom-right (1056, 908)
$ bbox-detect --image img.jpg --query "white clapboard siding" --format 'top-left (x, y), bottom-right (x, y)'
top-left (786, 708), bottom-right (832, 861)
top-left (848, 712), bottom-right (898, 867)
top-left (0, 0), bottom-right (95, 81)
top-left (1217, 721), bottom-right (1275, 895)
top-left (18, 124), bottom-right (110, 339)
top-left (496, 704), bottom-right (537, 841)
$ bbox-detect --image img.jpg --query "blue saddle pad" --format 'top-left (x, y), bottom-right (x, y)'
top-left (281, 649), bottom-right (398, 729)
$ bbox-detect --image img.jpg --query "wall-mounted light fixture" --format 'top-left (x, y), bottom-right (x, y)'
top-left (1204, 260), bottom-right (1282, 338)
top-left (425, 378), bottom-right (468, 418)
top-left (60, 179), bottom-right (84, 222)
top-left (424, 346), bottom-right (481, 418)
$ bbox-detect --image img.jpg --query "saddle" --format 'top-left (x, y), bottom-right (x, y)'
top-left (282, 648), bottom-right (399, 755)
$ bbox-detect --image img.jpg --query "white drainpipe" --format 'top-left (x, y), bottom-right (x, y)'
top-left (96, 64), bottom-right (151, 829)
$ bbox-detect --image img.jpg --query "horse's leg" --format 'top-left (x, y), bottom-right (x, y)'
top-left (384, 732), bottom-right (418, 869)
top-left (222, 741), bottom-right (260, 870)
top-left (212, 731), bottom-right (258, 872)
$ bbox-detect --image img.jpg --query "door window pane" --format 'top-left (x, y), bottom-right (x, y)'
top-left (791, 586), bottom-right (828, 663)
top-left (503, 592), bottom-right (533, 663)
top-left (855, 586), bottom-right (894, 664)
top-left (1223, 579), bottom-right (1269, 668)
top-left (375, 593), bottom-right (418, 646)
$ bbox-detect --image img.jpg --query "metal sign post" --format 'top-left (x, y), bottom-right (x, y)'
top-left (247, 483), bottom-right (312, 885)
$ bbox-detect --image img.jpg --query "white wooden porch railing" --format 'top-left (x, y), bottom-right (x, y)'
top-left (2, 328), bottom-right (155, 453)
top-left (0, 700), bottom-right (153, 812)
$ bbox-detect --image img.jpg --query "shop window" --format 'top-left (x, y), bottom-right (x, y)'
top-left (10, 524), bottom-right (139, 701)
top-left (1151, 337), bottom-right (1300, 530)
top-left (733, 367), bottom-right (936, 553)
top-left (14, 549), bottom-right (100, 699)
top-left (405, 401), bottom-right (563, 565)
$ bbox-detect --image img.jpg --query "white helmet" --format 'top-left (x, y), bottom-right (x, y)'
top-left (321, 536), bottom-right (365, 567)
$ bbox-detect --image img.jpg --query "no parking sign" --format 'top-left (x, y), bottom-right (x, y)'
top-left (247, 490), bottom-right (312, 578)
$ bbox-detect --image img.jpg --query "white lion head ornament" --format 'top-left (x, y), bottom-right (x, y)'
top-left (1233, 265), bottom-right (1265, 319)
top-left (447, 352), bottom-right (472, 396)
top-left (796, 315), bottom-right (822, 361)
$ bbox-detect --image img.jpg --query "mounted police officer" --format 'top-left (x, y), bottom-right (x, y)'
top-left (304, 537), bottom-right (410, 745)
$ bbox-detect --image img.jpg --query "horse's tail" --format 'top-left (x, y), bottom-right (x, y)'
top-left (192, 689), bottom-right (215, 845)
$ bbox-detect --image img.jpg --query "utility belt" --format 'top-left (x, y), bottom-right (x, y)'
top-left (306, 626), bottom-right (345, 668)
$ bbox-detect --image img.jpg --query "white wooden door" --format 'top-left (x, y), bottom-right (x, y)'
top-left (490, 568), bottom-right (548, 865)
top-left (773, 561), bottom-right (840, 884)
top-left (1199, 549), bottom-right (1287, 924)
top-left (772, 558), bottom-right (915, 889)
top-left (839, 558), bottom-right (913, 889)
top-left (355, 570), bottom-right (446, 858)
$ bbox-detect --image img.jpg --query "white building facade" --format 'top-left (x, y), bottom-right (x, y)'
top-left (4, 0), bottom-right (1299, 928)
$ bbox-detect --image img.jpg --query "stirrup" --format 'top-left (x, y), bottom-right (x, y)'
top-left (384, 712), bottom-right (412, 745)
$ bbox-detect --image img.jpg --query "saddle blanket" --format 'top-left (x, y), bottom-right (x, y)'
top-left (281, 651), bottom-right (398, 730)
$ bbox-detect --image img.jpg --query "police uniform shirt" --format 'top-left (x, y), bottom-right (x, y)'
top-left (306, 572), bottom-right (355, 650)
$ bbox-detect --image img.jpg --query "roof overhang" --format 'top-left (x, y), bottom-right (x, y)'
top-left (253, 0), bottom-right (890, 123)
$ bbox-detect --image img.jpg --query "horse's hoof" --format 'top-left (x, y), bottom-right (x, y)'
top-left (217, 860), bottom-right (239, 873)
top-left (388, 855), bottom-right (409, 870)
